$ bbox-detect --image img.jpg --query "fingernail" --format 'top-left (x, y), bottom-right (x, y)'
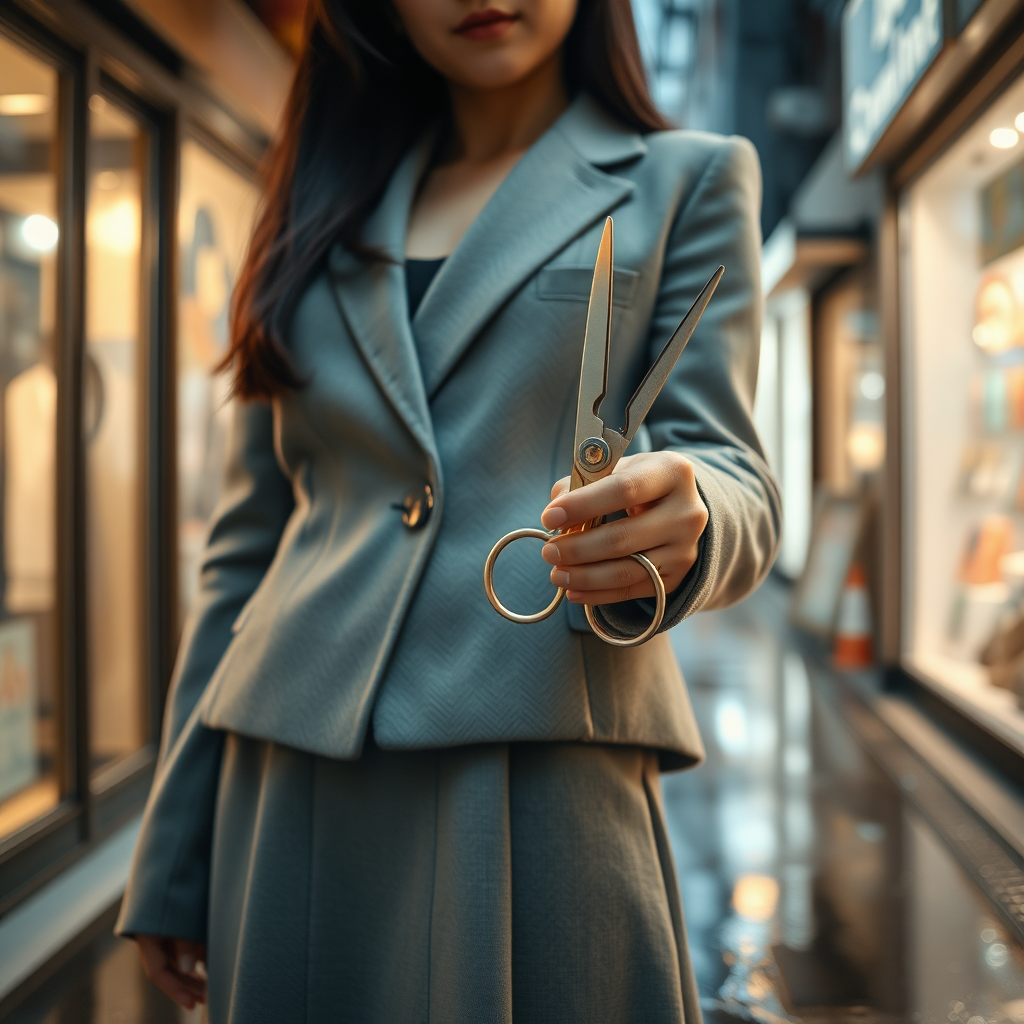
top-left (541, 505), bottom-right (567, 529)
top-left (178, 953), bottom-right (196, 974)
top-left (541, 542), bottom-right (561, 564)
top-left (550, 569), bottom-right (570, 587)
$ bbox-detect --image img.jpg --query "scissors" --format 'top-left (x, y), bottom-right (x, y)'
top-left (483, 217), bottom-right (724, 648)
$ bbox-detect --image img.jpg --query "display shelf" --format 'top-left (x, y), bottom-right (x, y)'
top-left (905, 652), bottom-right (1024, 757)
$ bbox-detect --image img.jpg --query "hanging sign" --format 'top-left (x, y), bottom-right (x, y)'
top-left (842, 0), bottom-right (944, 171)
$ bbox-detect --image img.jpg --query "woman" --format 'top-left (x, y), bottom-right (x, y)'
top-left (118, 0), bottom-right (781, 1020)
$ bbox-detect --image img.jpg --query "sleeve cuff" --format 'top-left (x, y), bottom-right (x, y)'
top-left (114, 715), bottom-right (225, 944)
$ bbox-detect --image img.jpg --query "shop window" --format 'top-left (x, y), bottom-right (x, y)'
top-left (85, 95), bottom-right (149, 776)
top-left (0, 36), bottom-right (60, 839)
top-left (902, 72), bottom-right (1024, 749)
top-left (815, 270), bottom-right (884, 495)
top-left (756, 291), bottom-right (813, 578)
top-left (177, 140), bottom-right (257, 626)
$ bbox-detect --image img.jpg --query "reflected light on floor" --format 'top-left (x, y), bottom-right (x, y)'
top-left (733, 874), bottom-right (780, 922)
top-left (715, 697), bottom-right (749, 756)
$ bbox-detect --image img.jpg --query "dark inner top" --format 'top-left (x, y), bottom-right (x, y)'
top-left (405, 258), bottom-right (446, 319)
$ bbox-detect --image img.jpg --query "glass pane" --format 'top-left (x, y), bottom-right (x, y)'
top-left (177, 141), bottom-right (257, 624)
top-left (0, 34), bottom-right (60, 839)
top-left (86, 95), bottom-right (147, 775)
top-left (902, 70), bottom-right (1024, 749)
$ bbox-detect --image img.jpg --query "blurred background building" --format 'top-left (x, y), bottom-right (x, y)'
top-left (1, 0), bottom-right (1024, 1021)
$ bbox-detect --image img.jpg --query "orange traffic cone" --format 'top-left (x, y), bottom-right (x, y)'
top-left (833, 563), bottom-right (874, 669)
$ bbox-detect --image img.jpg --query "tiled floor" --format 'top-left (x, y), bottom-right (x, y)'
top-left (5, 577), bottom-right (1024, 1023)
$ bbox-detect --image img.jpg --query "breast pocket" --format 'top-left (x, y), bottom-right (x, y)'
top-left (536, 266), bottom-right (640, 308)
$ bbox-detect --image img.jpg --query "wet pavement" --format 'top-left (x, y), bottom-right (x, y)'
top-left (5, 576), bottom-right (1024, 1023)
top-left (665, 577), bottom-right (1024, 1024)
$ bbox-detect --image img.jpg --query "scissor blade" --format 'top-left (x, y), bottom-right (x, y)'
top-left (619, 266), bottom-right (724, 443)
top-left (573, 218), bottom-right (614, 476)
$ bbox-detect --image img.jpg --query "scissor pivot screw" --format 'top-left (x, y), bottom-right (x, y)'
top-left (578, 437), bottom-right (611, 472)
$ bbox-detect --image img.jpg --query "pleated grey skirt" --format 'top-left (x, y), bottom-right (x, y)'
top-left (205, 735), bottom-right (701, 1024)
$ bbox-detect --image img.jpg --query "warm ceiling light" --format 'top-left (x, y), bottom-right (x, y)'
top-left (0, 93), bottom-right (50, 116)
top-left (1016, 113), bottom-right (1024, 132)
top-left (991, 127), bottom-right (1019, 149)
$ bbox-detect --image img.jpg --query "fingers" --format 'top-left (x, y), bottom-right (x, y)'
top-left (536, 451), bottom-right (708, 608)
top-left (542, 501), bottom-right (692, 569)
top-left (549, 545), bottom-right (677, 604)
top-left (172, 939), bottom-right (208, 1004)
top-left (542, 453), bottom-right (687, 531)
top-left (136, 935), bottom-right (207, 1010)
top-left (175, 939), bottom-right (199, 976)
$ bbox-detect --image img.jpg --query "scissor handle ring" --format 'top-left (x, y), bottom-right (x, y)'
top-left (584, 552), bottom-right (666, 648)
top-left (484, 528), bottom-right (565, 624)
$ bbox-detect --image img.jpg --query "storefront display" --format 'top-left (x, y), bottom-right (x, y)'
top-left (0, 620), bottom-right (40, 807)
top-left (902, 71), bottom-right (1024, 749)
top-left (177, 141), bottom-right (257, 625)
top-left (0, 0), bottom-right (271, 928)
top-left (0, 34), bottom-right (60, 841)
top-left (85, 95), bottom-right (148, 776)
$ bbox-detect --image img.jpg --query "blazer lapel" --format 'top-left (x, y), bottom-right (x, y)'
top-left (412, 94), bottom-right (647, 398)
top-left (328, 139), bottom-right (436, 458)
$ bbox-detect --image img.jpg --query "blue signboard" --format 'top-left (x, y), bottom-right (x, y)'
top-left (843, 0), bottom-right (944, 171)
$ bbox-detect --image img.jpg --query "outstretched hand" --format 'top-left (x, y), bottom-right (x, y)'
top-left (540, 451), bottom-right (708, 607)
top-left (136, 934), bottom-right (207, 1010)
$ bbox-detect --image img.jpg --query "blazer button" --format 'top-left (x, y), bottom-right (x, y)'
top-left (400, 484), bottom-right (433, 529)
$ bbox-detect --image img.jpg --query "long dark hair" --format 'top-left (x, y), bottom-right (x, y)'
top-left (224, 0), bottom-right (670, 400)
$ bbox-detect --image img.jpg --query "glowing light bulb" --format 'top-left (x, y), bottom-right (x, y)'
top-left (990, 127), bottom-right (1019, 149)
top-left (860, 371), bottom-right (885, 400)
top-left (22, 214), bottom-right (58, 252)
top-left (0, 93), bottom-right (49, 115)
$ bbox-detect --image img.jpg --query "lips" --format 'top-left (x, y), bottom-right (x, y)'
top-left (453, 8), bottom-right (519, 40)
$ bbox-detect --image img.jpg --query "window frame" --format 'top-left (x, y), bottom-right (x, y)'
top-left (84, 74), bottom-right (166, 826)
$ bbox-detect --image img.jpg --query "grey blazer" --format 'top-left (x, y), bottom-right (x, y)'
top-left (171, 94), bottom-right (780, 771)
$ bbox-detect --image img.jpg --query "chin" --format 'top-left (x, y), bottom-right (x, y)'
top-left (447, 54), bottom-right (541, 91)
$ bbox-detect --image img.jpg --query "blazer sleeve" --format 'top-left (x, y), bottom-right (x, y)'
top-left (594, 135), bottom-right (782, 638)
top-left (115, 399), bottom-right (294, 943)
top-left (160, 398), bottom-right (296, 755)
